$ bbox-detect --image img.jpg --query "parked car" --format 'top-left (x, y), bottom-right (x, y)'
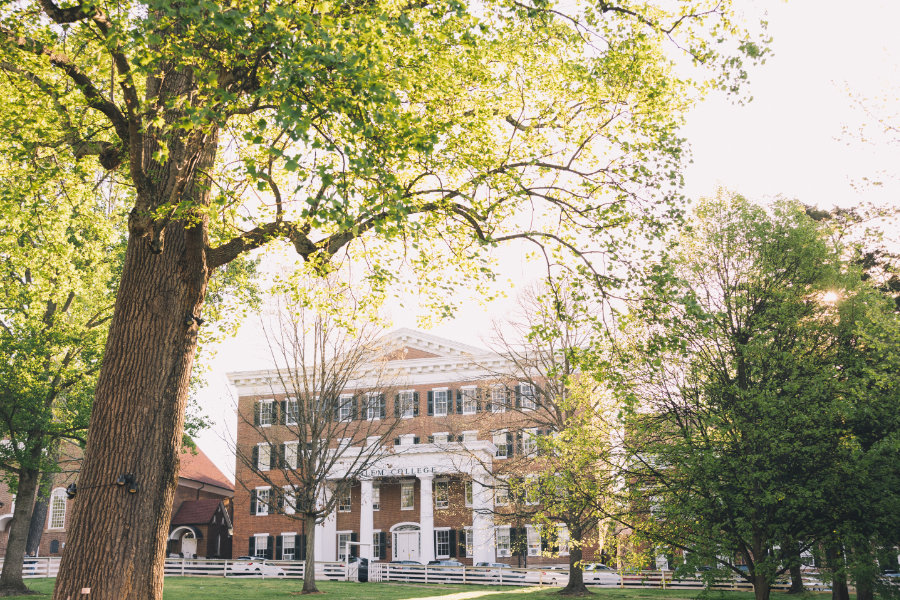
top-left (427, 560), bottom-right (466, 581)
top-left (525, 565), bottom-right (567, 586)
top-left (349, 556), bottom-right (369, 582)
top-left (474, 562), bottom-right (526, 583)
top-left (582, 563), bottom-right (621, 585)
top-left (226, 557), bottom-right (286, 576)
top-left (387, 560), bottom-right (424, 582)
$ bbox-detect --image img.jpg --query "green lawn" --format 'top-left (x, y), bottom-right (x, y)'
top-left (8, 578), bottom-right (828, 600)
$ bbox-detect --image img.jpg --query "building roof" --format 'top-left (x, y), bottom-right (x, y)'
top-left (178, 446), bottom-right (234, 491)
top-left (170, 498), bottom-right (223, 526)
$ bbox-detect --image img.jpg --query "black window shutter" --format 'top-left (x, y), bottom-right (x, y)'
top-left (379, 531), bottom-right (387, 559)
top-left (250, 489), bottom-right (257, 514)
top-left (267, 535), bottom-right (274, 559)
top-left (380, 394), bottom-right (386, 419)
top-left (413, 392), bottom-right (419, 416)
top-left (516, 431), bottom-right (523, 456)
top-left (251, 445), bottom-right (259, 469)
top-left (458, 530), bottom-right (467, 557)
top-left (456, 389), bottom-right (462, 414)
top-left (333, 397), bottom-right (340, 420)
top-left (279, 400), bottom-right (286, 425)
top-left (269, 444), bottom-right (277, 470)
top-left (413, 435), bottom-right (420, 445)
top-left (351, 395), bottom-right (358, 420)
top-left (394, 394), bottom-right (401, 417)
top-left (276, 489), bottom-right (284, 512)
top-left (449, 530), bottom-right (457, 557)
top-left (393, 437), bottom-right (401, 446)
top-left (253, 402), bottom-right (260, 426)
top-left (433, 531), bottom-right (438, 556)
top-left (298, 534), bottom-right (306, 560)
top-left (275, 534), bottom-right (283, 560)
top-left (428, 435), bottom-right (434, 444)
top-left (427, 391), bottom-right (434, 416)
top-left (360, 394), bottom-right (368, 420)
top-left (506, 432), bottom-right (515, 456)
top-left (249, 536), bottom-right (256, 556)
top-left (479, 388), bottom-right (486, 412)
top-left (350, 533), bottom-right (359, 558)
top-left (515, 384), bottom-right (522, 408)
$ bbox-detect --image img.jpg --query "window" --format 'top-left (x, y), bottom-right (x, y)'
top-left (462, 431), bottom-right (478, 443)
top-left (258, 443), bottom-right (271, 471)
top-left (519, 383), bottom-right (536, 410)
top-left (256, 487), bottom-right (270, 515)
top-left (435, 529), bottom-right (451, 558)
top-left (435, 479), bottom-right (449, 509)
top-left (496, 527), bottom-right (511, 557)
top-left (338, 489), bottom-right (352, 512)
top-left (283, 442), bottom-right (298, 469)
top-left (401, 480), bottom-right (415, 510)
top-left (523, 428), bottom-right (538, 457)
top-left (492, 387), bottom-right (507, 413)
top-left (432, 432), bottom-right (448, 444)
top-left (367, 392), bottom-right (386, 420)
top-left (372, 485), bottom-right (381, 511)
top-left (339, 395), bottom-right (354, 421)
top-left (527, 525), bottom-right (542, 557)
top-left (464, 529), bottom-right (474, 558)
top-left (254, 534), bottom-right (269, 558)
top-left (495, 478), bottom-right (509, 506)
top-left (258, 400), bottom-right (274, 426)
top-left (433, 389), bottom-right (449, 416)
top-left (525, 476), bottom-right (538, 505)
top-left (465, 481), bottom-right (473, 507)
top-left (284, 399), bottom-right (299, 425)
top-left (399, 391), bottom-right (415, 418)
top-left (493, 431), bottom-right (508, 458)
top-left (557, 525), bottom-right (570, 556)
top-left (461, 388), bottom-right (477, 414)
top-left (337, 533), bottom-right (352, 561)
top-left (282, 534), bottom-right (296, 560)
top-left (283, 486), bottom-right (296, 515)
top-left (48, 488), bottom-right (66, 529)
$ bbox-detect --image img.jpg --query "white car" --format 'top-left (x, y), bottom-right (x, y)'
top-left (227, 557), bottom-right (286, 576)
top-left (582, 563), bottom-right (622, 585)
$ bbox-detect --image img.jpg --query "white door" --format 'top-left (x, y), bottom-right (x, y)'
top-left (181, 533), bottom-right (197, 558)
top-left (395, 532), bottom-right (419, 561)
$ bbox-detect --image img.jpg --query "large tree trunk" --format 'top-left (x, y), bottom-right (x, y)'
top-left (52, 216), bottom-right (211, 599)
top-left (0, 466), bottom-right (41, 596)
top-left (302, 513), bottom-right (318, 594)
top-left (782, 539), bottom-right (804, 594)
top-left (826, 544), bottom-right (850, 600)
top-left (752, 572), bottom-right (772, 600)
top-left (25, 451), bottom-right (59, 557)
top-left (560, 525), bottom-right (590, 596)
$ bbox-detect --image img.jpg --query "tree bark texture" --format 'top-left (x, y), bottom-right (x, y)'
top-left (752, 572), bottom-right (772, 600)
top-left (302, 513), bottom-right (318, 594)
top-left (826, 544), bottom-right (850, 600)
top-left (52, 219), bottom-right (210, 600)
top-left (560, 526), bottom-right (589, 596)
top-left (0, 467), bottom-right (41, 595)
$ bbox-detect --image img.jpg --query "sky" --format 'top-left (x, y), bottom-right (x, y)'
top-left (194, 0), bottom-right (900, 481)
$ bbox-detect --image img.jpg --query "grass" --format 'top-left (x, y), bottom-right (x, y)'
top-left (6, 579), bottom-right (829, 600)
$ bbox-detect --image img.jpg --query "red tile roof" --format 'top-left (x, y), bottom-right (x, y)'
top-left (171, 499), bottom-right (222, 525)
top-left (179, 446), bottom-right (234, 491)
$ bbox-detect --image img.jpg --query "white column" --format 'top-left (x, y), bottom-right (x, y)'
top-left (315, 483), bottom-right (337, 561)
top-left (472, 471), bottom-right (495, 564)
top-left (418, 473), bottom-right (435, 563)
top-left (359, 478), bottom-right (374, 559)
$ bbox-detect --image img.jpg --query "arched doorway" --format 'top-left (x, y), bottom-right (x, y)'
top-left (181, 530), bottom-right (197, 558)
top-left (169, 526), bottom-right (201, 558)
top-left (390, 523), bottom-right (420, 562)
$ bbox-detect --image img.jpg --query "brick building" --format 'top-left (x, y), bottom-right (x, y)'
top-left (230, 328), bottom-right (600, 566)
top-left (0, 444), bottom-right (234, 559)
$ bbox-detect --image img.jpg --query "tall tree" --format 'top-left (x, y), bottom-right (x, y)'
top-left (0, 1), bottom-right (765, 597)
top-left (615, 193), bottom-right (849, 600)
top-left (0, 155), bottom-right (118, 595)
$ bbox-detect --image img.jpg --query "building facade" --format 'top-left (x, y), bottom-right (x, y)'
top-left (231, 329), bottom-right (601, 566)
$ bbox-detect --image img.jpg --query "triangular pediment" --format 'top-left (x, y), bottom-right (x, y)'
top-left (378, 328), bottom-right (487, 361)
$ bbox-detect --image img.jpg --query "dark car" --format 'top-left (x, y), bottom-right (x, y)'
top-left (387, 560), bottom-right (424, 582)
top-left (348, 556), bottom-right (369, 582)
top-left (427, 560), bottom-right (465, 582)
top-left (474, 562), bottom-right (526, 582)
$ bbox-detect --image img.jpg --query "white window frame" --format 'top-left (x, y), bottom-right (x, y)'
top-left (338, 489), bottom-right (352, 512)
top-left (254, 533), bottom-right (269, 558)
top-left (434, 478), bottom-right (450, 509)
top-left (432, 388), bottom-right (449, 416)
top-left (256, 487), bottom-right (271, 516)
top-left (557, 524), bottom-right (570, 556)
top-left (462, 430), bottom-right (478, 443)
top-left (400, 480), bottom-right (415, 510)
top-left (283, 441), bottom-right (298, 469)
top-left (492, 387), bottom-right (507, 413)
top-left (399, 433), bottom-right (416, 446)
top-left (282, 532), bottom-right (296, 560)
top-left (48, 488), bottom-right (67, 530)
top-left (464, 481), bottom-right (473, 507)
top-left (432, 432), bottom-right (449, 444)
top-left (526, 525), bottom-right (542, 557)
top-left (372, 484), bottom-right (381, 511)
top-left (522, 428), bottom-right (538, 457)
top-left (337, 532), bottom-right (352, 561)
top-left (257, 443), bottom-right (271, 471)
top-left (435, 528), bottom-right (451, 559)
top-left (519, 383), bottom-right (536, 411)
top-left (525, 475), bottom-right (539, 505)
top-left (339, 394), bottom-right (354, 422)
top-left (399, 390), bottom-right (415, 419)
top-left (461, 387), bottom-right (477, 415)
top-left (284, 398), bottom-right (299, 426)
top-left (464, 527), bottom-right (474, 558)
top-left (495, 477), bottom-right (509, 506)
top-left (493, 430), bottom-right (508, 459)
top-left (283, 486), bottom-right (296, 515)
top-left (496, 527), bottom-right (511, 557)
top-left (258, 399), bottom-right (274, 427)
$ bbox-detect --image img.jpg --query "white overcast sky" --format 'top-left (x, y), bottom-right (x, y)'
top-left (195, 0), bottom-right (900, 480)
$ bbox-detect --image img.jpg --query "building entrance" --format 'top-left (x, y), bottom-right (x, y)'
top-left (392, 525), bottom-right (420, 561)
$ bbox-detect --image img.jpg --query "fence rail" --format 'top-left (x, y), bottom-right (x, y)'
top-left (1, 556), bottom-right (830, 592)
